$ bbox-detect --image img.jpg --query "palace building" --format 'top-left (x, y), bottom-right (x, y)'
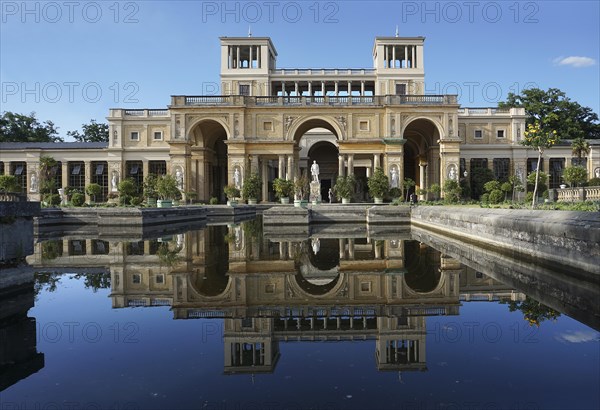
top-left (2, 35), bottom-right (598, 202)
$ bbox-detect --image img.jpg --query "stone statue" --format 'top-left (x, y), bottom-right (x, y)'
top-left (448, 165), bottom-right (457, 180)
top-left (233, 167), bottom-right (241, 189)
top-left (58, 188), bottom-right (67, 205)
top-left (595, 168), bottom-right (600, 179)
top-left (311, 237), bottom-right (320, 255)
top-left (310, 160), bottom-right (320, 182)
top-left (111, 172), bottom-right (118, 192)
top-left (390, 166), bottom-right (399, 188)
top-left (30, 173), bottom-right (37, 192)
top-left (175, 169), bottom-right (183, 189)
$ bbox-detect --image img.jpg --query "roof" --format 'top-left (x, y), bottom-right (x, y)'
top-left (0, 142), bottom-right (109, 150)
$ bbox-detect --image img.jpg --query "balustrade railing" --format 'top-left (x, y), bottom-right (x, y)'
top-left (556, 186), bottom-right (600, 202)
top-left (179, 94), bottom-right (455, 107)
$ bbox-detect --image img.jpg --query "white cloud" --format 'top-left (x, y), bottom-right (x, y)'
top-left (555, 330), bottom-right (599, 344)
top-left (553, 56), bottom-right (596, 68)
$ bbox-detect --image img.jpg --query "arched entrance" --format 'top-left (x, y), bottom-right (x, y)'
top-left (291, 117), bottom-right (342, 201)
top-left (189, 120), bottom-right (229, 202)
top-left (402, 118), bottom-right (442, 196)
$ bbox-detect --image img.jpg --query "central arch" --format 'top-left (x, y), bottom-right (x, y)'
top-left (188, 119), bottom-right (230, 202)
top-left (291, 117), bottom-right (343, 201)
top-left (402, 118), bottom-right (442, 196)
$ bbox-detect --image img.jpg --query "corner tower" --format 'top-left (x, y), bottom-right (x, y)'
top-left (219, 36), bottom-right (277, 96)
top-left (373, 37), bottom-right (425, 95)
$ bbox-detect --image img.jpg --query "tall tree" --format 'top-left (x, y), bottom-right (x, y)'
top-left (571, 136), bottom-right (590, 160)
top-left (523, 121), bottom-right (559, 208)
top-left (499, 88), bottom-right (600, 139)
top-left (67, 119), bottom-right (109, 143)
top-left (0, 111), bottom-right (62, 143)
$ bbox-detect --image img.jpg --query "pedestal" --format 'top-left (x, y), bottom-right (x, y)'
top-left (310, 181), bottom-right (321, 204)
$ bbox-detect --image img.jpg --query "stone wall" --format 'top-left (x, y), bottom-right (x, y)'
top-left (411, 207), bottom-right (600, 277)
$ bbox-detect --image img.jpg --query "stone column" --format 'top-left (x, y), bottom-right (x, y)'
top-left (142, 161), bottom-right (149, 180)
top-left (339, 238), bottom-right (346, 259)
top-left (374, 154), bottom-right (380, 170)
top-left (347, 154), bottom-right (354, 176)
top-left (261, 160), bottom-right (268, 202)
top-left (419, 163), bottom-right (427, 200)
top-left (287, 155), bottom-right (294, 180)
top-left (61, 162), bottom-right (69, 189)
top-left (338, 155), bottom-right (345, 177)
top-left (334, 82), bottom-right (339, 97)
top-left (278, 155), bottom-right (285, 179)
top-left (84, 161), bottom-right (92, 188)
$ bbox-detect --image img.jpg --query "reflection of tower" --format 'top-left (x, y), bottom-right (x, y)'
top-left (375, 315), bottom-right (427, 371)
top-left (0, 268), bottom-right (45, 392)
top-left (223, 318), bottom-right (280, 374)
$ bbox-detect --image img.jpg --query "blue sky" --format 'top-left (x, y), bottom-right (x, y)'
top-left (1, 0), bottom-right (599, 140)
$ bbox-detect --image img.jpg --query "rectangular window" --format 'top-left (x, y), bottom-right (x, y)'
top-left (155, 274), bottom-right (164, 284)
top-left (496, 130), bottom-right (505, 139)
top-left (0, 162), bottom-right (5, 175)
top-left (92, 161), bottom-right (108, 202)
top-left (493, 158), bottom-right (510, 182)
top-left (69, 240), bottom-right (86, 256)
top-left (239, 84), bottom-right (250, 96)
top-left (132, 274), bottom-right (141, 284)
top-left (11, 162), bottom-right (27, 193)
top-left (395, 83), bottom-right (407, 95)
top-left (126, 161), bottom-right (143, 191)
top-left (130, 131), bottom-right (139, 141)
top-left (549, 158), bottom-right (565, 188)
top-left (69, 162), bottom-right (85, 191)
top-left (149, 161), bottom-right (167, 176)
top-left (126, 241), bottom-right (144, 256)
top-left (474, 129), bottom-right (483, 139)
top-left (52, 162), bottom-right (62, 190)
top-left (359, 120), bottom-right (369, 131)
top-left (91, 240), bottom-right (109, 255)
top-left (527, 158), bottom-right (544, 173)
top-left (360, 282), bottom-right (372, 292)
top-left (153, 131), bottom-right (163, 140)
top-left (572, 157), bottom-right (587, 167)
top-left (263, 121), bottom-right (273, 131)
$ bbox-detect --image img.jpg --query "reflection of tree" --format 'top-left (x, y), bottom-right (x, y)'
top-left (34, 271), bottom-right (62, 296)
top-left (506, 296), bottom-right (561, 327)
top-left (156, 241), bottom-right (182, 267)
top-left (41, 240), bottom-right (62, 260)
top-left (35, 271), bottom-right (111, 296)
top-left (73, 272), bottom-right (111, 292)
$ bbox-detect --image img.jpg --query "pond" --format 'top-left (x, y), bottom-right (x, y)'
top-left (1, 219), bottom-right (599, 410)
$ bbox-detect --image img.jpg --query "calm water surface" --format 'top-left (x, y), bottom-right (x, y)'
top-left (1, 220), bottom-right (599, 410)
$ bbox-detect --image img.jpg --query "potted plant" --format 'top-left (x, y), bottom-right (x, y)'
top-left (143, 174), bottom-right (159, 207)
top-left (85, 183), bottom-right (102, 205)
top-left (333, 175), bottom-right (355, 204)
top-left (293, 175), bottom-right (309, 207)
top-left (241, 172), bottom-right (261, 205)
top-left (367, 167), bottom-right (389, 204)
top-left (156, 174), bottom-right (181, 208)
top-left (273, 178), bottom-right (293, 204)
top-left (224, 184), bottom-right (240, 206)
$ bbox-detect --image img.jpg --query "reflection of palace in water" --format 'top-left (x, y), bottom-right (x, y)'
top-left (27, 225), bottom-right (525, 374)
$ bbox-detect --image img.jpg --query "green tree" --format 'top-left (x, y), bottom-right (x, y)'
top-left (67, 119), bottom-right (109, 143)
top-left (470, 167), bottom-right (494, 200)
top-left (499, 88), bottom-right (600, 139)
top-left (562, 166), bottom-right (588, 188)
top-left (0, 111), bottom-right (62, 142)
top-left (571, 136), bottom-right (590, 163)
top-left (402, 177), bottom-right (415, 202)
top-left (443, 179), bottom-right (461, 203)
top-left (522, 121), bottom-right (559, 207)
top-left (505, 296), bottom-right (560, 327)
top-left (38, 156), bottom-right (58, 201)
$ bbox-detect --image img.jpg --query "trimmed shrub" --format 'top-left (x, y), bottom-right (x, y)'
top-left (488, 189), bottom-right (504, 204)
top-left (71, 192), bottom-right (85, 206)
